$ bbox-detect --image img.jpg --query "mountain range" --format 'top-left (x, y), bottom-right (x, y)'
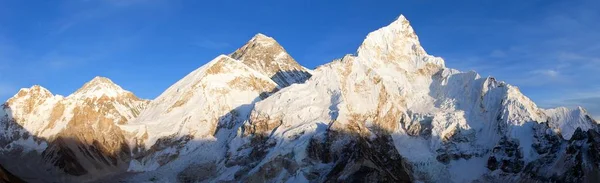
top-left (1, 14), bottom-right (599, 183)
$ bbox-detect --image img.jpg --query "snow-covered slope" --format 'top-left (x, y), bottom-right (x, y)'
top-left (0, 77), bottom-right (148, 182)
top-left (122, 55), bottom-right (278, 172)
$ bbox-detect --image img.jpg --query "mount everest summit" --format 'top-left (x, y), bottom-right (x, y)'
top-left (1, 15), bottom-right (599, 183)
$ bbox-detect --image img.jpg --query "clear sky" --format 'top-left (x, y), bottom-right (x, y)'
top-left (0, 0), bottom-right (599, 118)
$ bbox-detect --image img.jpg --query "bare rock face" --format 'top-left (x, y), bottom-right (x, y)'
top-left (231, 33), bottom-right (312, 87)
top-left (0, 77), bottom-right (148, 182)
top-left (311, 129), bottom-right (412, 183)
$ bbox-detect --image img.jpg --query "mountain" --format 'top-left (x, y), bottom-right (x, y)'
top-left (118, 34), bottom-right (313, 181)
top-left (1, 14), bottom-right (599, 183)
top-left (122, 55), bottom-right (279, 173)
top-left (0, 77), bottom-right (148, 182)
top-left (115, 15), bottom-right (599, 183)
top-left (226, 15), bottom-right (600, 183)
top-left (231, 33), bottom-right (312, 87)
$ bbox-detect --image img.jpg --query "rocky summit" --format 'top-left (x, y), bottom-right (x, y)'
top-left (1, 14), bottom-right (599, 183)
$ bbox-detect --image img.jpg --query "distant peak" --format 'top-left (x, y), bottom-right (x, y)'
top-left (228, 32), bottom-right (310, 87)
top-left (252, 33), bottom-right (271, 40)
top-left (89, 76), bottom-right (115, 85)
top-left (248, 33), bottom-right (278, 46)
top-left (79, 76), bottom-right (119, 89)
top-left (26, 85), bottom-right (52, 95)
top-left (230, 33), bottom-right (286, 60)
top-left (12, 85), bottom-right (53, 99)
top-left (29, 85), bottom-right (50, 92)
top-left (72, 76), bottom-right (126, 98)
top-left (394, 14), bottom-right (410, 25)
top-left (384, 14), bottom-right (414, 32)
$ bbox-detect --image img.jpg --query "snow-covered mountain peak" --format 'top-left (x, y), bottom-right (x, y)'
top-left (231, 33), bottom-right (292, 66)
top-left (545, 106), bottom-right (599, 140)
top-left (11, 85), bottom-right (54, 100)
top-left (230, 33), bottom-right (312, 87)
top-left (356, 14), bottom-right (444, 72)
top-left (71, 76), bottom-right (128, 98)
top-left (388, 14), bottom-right (411, 29)
top-left (79, 76), bottom-right (120, 90)
top-left (5, 85), bottom-right (60, 120)
top-left (87, 76), bottom-right (115, 84)
top-left (248, 33), bottom-right (277, 46)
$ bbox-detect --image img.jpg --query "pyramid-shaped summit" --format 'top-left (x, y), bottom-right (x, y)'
top-left (230, 33), bottom-right (312, 87)
top-left (71, 76), bottom-right (131, 98)
top-left (356, 14), bottom-right (444, 72)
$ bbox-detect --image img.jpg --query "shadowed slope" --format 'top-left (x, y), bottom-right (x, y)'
top-left (0, 164), bottom-right (24, 183)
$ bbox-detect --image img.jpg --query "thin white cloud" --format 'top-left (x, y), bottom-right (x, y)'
top-left (52, 0), bottom-right (175, 35)
top-left (510, 69), bottom-right (567, 87)
top-left (489, 50), bottom-right (506, 58)
top-left (531, 69), bottom-right (559, 78)
top-left (192, 40), bottom-right (231, 49)
top-left (557, 51), bottom-right (588, 61)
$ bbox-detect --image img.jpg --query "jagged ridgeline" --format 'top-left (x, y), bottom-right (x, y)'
top-left (1, 14), bottom-right (599, 183)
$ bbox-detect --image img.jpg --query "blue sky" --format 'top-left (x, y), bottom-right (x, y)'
top-left (0, 0), bottom-right (599, 118)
